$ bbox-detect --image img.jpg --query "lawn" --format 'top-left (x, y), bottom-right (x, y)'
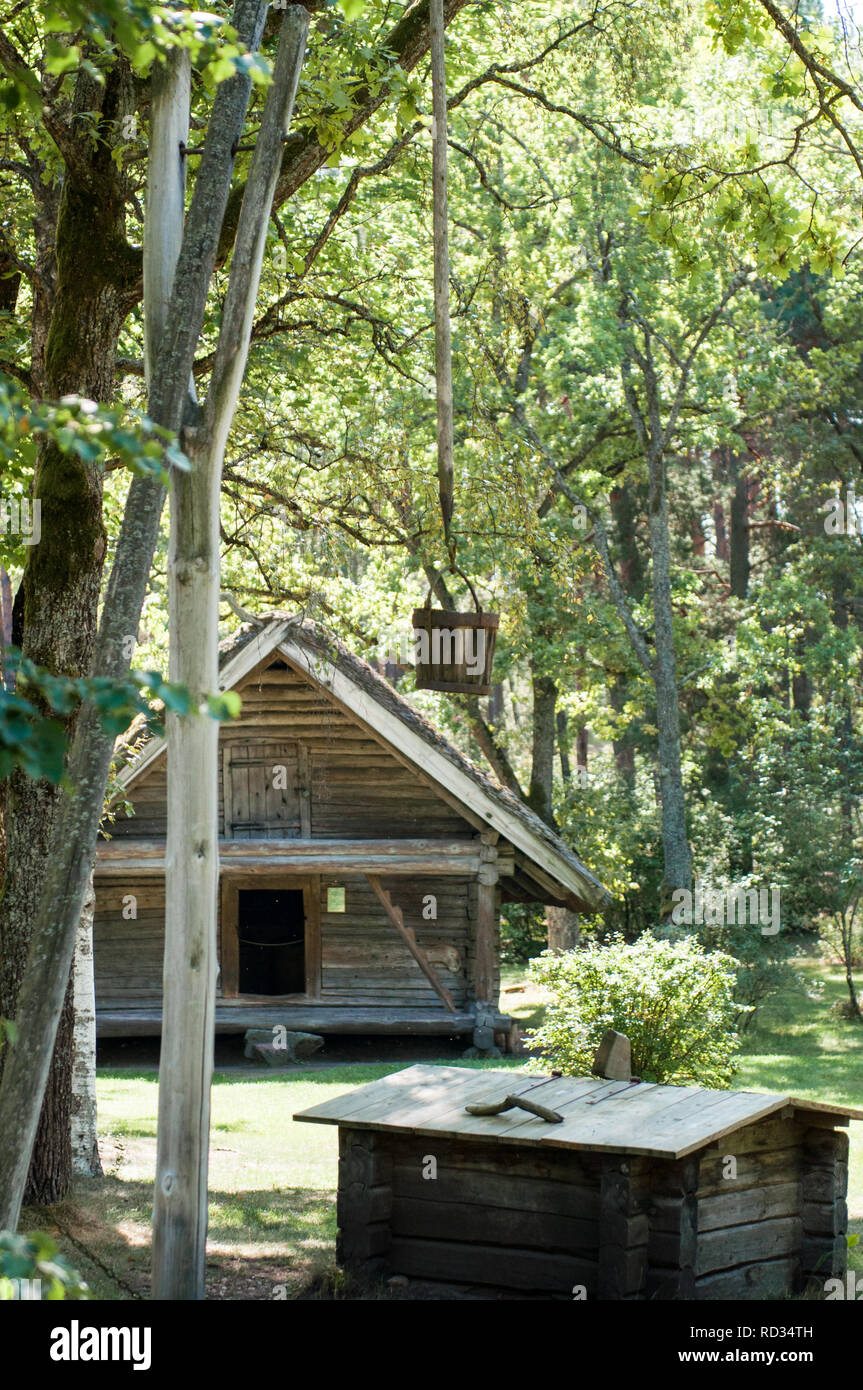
top-left (27, 1056), bottom-right (526, 1300)
top-left (21, 959), bottom-right (863, 1299)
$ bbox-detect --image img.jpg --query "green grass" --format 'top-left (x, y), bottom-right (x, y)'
top-left (736, 961), bottom-right (863, 1234)
top-left (32, 1056), bottom-right (527, 1299)
top-left (21, 959), bottom-right (863, 1298)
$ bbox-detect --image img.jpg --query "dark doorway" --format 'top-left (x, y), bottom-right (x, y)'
top-left (238, 889), bottom-right (305, 995)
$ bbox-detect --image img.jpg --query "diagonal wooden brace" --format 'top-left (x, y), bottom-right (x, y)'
top-left (366, 874), bottom-right (455, 1012)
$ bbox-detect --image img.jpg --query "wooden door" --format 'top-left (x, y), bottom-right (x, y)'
top-left (220, 874), bottom-right (321, 999)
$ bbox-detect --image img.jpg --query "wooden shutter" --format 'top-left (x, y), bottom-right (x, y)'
top-left (223, 742), bottom-right (303, 839)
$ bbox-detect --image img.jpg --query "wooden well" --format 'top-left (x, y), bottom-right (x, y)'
top-left (411, 608), bottom-right (499, 696)
top-left (295, 1063), bottom-right (862, 1301)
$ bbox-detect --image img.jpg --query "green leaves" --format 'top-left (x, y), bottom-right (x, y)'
top-left (43, 37), bottom-right (81, 75)
top-left (35, 1), bottom-right (272, 81)
top-left (0, 1231), bottom-right (90, 1301)
top-left (0, 376), bottom-right (189, 490)
top-left (207, 689), bottom-right (243, 721)
top-left (705, 0), bottom-right (771, 56)
top-left (0, 651), bottom-right (241, 785)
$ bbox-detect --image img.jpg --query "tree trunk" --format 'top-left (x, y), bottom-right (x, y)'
top-left (528, 669), bottom-right (557, 826)
top-left (647, 444), bottom-right (692, 898)
top-left (728, 451), bottom-right (751, 600)
top-left (546, 905), bottom-right (581, 953)
top-left (0, 56), bottom-right (138, 1206)
top-left (71, 873), bottom-right (101, 1178)
top-left (556, 709), bottom-right (571, 786)
top-left (608, 482), bottom-right (643, 790)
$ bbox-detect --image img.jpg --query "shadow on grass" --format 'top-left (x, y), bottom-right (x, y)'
top-left (21, 1176), bottom-right (337, 1302)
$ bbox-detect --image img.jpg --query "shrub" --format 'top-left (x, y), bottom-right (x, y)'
top-left (0, 1231), bottom-right (90, 1300)
top-left (528, 931), bottom-right (745, 1087)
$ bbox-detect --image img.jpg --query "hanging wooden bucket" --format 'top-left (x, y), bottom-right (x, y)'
top-left (411, 608), bottom-right (499, 696)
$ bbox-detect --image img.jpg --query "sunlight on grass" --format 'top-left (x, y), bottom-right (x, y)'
top-left (737, 961), bottom-right (863, 1229)
top-left (80, 965), bottom-right (863, 1296)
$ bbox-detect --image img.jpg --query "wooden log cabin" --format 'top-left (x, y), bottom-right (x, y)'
top-left (94, 617), bottom-right (610, 1048)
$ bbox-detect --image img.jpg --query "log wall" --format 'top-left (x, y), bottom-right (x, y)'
top-left (93, 871), bottom-right (475, 1011)
top-left (108, 658), bottom-right (469, 840)
top-left (333, 1115), bottom-right (852, 1300)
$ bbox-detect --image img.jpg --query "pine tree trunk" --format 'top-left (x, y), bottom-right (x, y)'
top-left (546, 906), bottom-right (581, 953)
top-left (528, 670), bottom-right (558, 827)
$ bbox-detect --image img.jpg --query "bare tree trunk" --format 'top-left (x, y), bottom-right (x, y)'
top-left (647, 443), bottom-right (692, 896)
top-left (71, 873), bottom-right (101, 1178)
top-left (556, 709), bottom-right (571, 786)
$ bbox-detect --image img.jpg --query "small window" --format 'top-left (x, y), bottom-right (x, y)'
top-left (224, 742), bottom-right (301, 839)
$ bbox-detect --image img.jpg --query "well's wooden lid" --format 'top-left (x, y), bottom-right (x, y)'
top-left (294, 1063), bottom-right (863, 1160)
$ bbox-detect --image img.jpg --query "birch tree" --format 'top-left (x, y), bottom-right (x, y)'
top-left (70, 874), bottom-right (101, 1178)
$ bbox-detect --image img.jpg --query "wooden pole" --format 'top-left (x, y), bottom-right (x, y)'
top-left (430, 0), bottom-right (454, 541)
top-left (474, 830), bottom-right (499, 1006)
top-left (153, 6), bottom-right (309, 1300)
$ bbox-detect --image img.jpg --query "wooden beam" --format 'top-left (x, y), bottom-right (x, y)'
top-left (96, 1005), bottom-right (510, 1037)
top-left (365, 874), bottom-right (455, 1012)
top-left (96, 838), bottom-right (487, 877)
top-left (474, 833), bottom-right (499, 1007)
top-left (98, 837), bottom-right (482, 860)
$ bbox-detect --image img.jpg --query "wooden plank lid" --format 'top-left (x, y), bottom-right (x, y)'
top-left (294, 1063), bottom-right (863, 1161)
